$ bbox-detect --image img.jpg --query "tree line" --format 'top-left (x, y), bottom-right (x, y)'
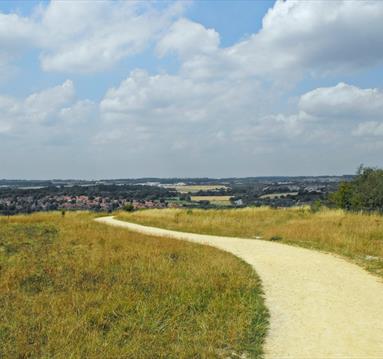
top-left (332, 166), bottom-right (383, 212)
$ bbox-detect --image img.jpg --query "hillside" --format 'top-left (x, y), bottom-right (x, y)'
top-left (99, 216), bottom-right (383, 358)
top-left (116, 207), bottom-right (383, 277)
top-left (0, 212), bottom-right (268, 358)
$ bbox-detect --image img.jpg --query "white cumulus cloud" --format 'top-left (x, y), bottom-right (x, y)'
top-left (299, 83), bottom-right (383, 120)
top-left (353, 122), bottom-right (383, 137)
top-left (229, 0), bottom-right (383, 76)
top-left (271, 83), bottom-right (383, 143)
top-left (2, 0), bottom-right (383, 176)
top-left (155, 0), bottom-right (383, 82)
top-left (156, 18), bottom-right (220, 59)
top-left (0, 80), bottom-right (95, 140)
top-left (0, 0), bottom-right (186, 73)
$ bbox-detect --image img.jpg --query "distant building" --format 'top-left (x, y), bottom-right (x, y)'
top-left (234, 199), bottom-right (243, 206)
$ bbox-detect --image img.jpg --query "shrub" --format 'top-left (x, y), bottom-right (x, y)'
top-left (123, 203), bottom-right (134, 212)
top-left (310, 200), bottom-right (322, 213)
top-left (270, 236), bottom-right (282, 241)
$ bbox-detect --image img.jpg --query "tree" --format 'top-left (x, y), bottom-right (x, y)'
top-left (331, 182), bottom-right (354, 210)
top-left (332, 166), bottom-right (383, 212)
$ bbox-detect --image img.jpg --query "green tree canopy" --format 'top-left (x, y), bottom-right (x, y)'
top-left (332, 166), bottom-right (383, 212)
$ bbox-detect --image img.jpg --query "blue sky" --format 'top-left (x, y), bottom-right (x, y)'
top-left (1, 0), bottom-right (383, 179)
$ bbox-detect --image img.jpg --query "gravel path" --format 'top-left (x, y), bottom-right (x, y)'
top-left (95, 216), bottom-right (383, 359)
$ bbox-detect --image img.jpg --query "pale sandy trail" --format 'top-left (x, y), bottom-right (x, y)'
top-left (95, 216), bottom-right (383, 359)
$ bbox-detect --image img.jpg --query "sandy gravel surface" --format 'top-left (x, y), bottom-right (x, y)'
top-left (96, 216), bottom-right (383, 359)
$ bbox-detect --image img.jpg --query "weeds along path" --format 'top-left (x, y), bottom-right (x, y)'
top-left (95, 216), bottom-right (383, 359)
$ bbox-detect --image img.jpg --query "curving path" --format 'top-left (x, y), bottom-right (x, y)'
top-left (95, 216), bottom-right (383, 359)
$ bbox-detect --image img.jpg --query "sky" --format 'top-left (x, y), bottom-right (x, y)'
top-left (1, 0), bottom-right (383, 179)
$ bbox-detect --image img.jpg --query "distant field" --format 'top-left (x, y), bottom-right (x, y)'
top-left (117, 207), bottom-right (383, 278)
top-left (0, 212), bottom-right (268, 358)
top-left (191, 195), bottom-right (232, 204)
top-left (259, 192), bottom-right (298, 199)
top-left (165, 185), bottom-right (228, 193)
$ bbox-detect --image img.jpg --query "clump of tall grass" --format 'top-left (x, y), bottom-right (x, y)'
top-left (0, 212), bottom-right (268, 358)
top-left (117, 207), bottom-right (383, 277)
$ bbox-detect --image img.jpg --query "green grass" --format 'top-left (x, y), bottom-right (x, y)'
top-left (116, 207), bottom-right (383, 278)
top-left (0, 212), bottom-right (268, 358)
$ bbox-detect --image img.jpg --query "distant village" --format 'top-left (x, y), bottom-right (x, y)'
top-left (0, 176), bottom-right (351, 215)
top-left (0, 195), bottom-right (181, 214)
top-left (0, 183), bottom-right (178, 215)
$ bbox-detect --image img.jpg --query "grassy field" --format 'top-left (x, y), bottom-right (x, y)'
top-left (165, 185), bottom-right (228, 193)
top-left (191, 196), bottom-right (232, 205)
top-left (116, 207), bottom-right (383, 277)
top-left (0, 212), bottom-right (268, 358)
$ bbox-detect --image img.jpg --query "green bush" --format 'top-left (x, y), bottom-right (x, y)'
top-left (331, 166), bottom-right (383, 212)
top-left (123, 203), bottom-right (134, 212)
top-left (310, 200), bottom-right (322, 213)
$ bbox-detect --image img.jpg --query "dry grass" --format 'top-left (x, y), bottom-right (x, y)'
top-left (191, 196), bottom-right (232, 204)
top-left (116, 207), bottom-right (383, 277)
top-left (0, 212), bottom-right (268, 358)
